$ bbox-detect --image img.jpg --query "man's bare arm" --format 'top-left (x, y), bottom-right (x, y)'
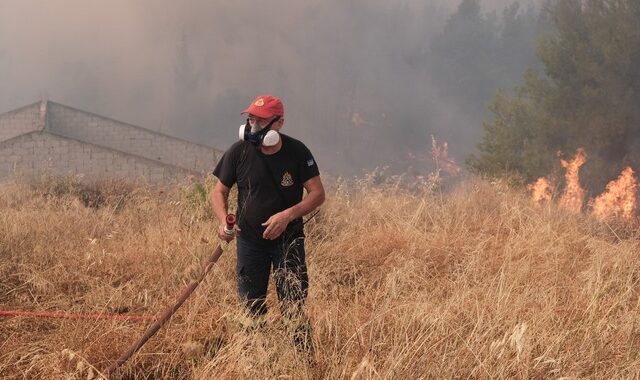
top-left (211, 180), bottom-right (235, 241)
top-left (262, 175), bottom-right (325, 240)
top-left (285, 175), bottom-right (325, 221)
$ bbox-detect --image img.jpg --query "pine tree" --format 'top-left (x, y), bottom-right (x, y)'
top-left (468, 0), bottom-right (640, 192)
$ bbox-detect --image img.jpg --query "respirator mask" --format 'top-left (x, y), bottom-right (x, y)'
top-left (238, 116), bottom-right (281, 147)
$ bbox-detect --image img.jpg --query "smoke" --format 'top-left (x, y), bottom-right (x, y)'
top-left (0, 0), bottom-right (542, 176)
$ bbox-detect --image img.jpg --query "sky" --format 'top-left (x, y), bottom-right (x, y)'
top-left (0, 0), bottom-right (543, 176)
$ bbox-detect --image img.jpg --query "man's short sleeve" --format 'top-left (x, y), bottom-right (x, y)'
top-left (299, 144), bottom-right (320, 184)
top-left (212, 148), bottom-right (237, 188)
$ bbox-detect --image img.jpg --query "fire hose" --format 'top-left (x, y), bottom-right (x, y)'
top-left (105, 213), bottom-right (237, 377)
top-left (0, 310), bottom-right (153, 322)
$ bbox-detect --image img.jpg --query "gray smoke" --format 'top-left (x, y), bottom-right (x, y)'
top-left (0, 0), bottom-right (542, 176)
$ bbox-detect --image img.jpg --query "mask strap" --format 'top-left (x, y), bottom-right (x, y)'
top-left (262, 115), bottom-right (281, 132)
top-left (246, 115), bottom-right (280, 130)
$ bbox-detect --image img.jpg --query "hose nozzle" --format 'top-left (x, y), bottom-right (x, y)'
top-left (224, 214), bottom-right (237, 236)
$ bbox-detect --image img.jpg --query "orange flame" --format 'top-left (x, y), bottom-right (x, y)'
top-left (558, 148), bottom-right (587, 213)
top-left (590, 166), bottom-right (638, 221)
top-left (431, 135), bottom-right (461, 176)
top-left (528, 177), bottom-right (553, 206)
top-left (351, 112), bottom-right (367, 127)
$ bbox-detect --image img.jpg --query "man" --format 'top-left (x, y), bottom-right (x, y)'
top-left (211, 95), bottom-right (325, 326)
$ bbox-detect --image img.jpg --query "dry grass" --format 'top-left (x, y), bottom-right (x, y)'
top-left (1, 174), bottom-right (639, 379)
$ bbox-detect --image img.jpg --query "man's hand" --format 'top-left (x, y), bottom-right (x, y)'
top-left (212, 181), bottom-right (237, 242)
top-left (218, 224), bottom-right (240, 242)
top-left (262, 210), bottom-right (293, 240)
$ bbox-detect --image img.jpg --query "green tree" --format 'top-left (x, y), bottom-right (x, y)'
top-left (469, 0), bottom-right (640, 192)
top-left (429, 0), bottom-right (542, 156)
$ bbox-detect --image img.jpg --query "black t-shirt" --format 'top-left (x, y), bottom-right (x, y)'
top-left (213, 134), bottom-right (320, 245)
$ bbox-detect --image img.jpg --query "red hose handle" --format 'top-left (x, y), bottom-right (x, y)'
top-left (224, 214), bottom-right (237, 235)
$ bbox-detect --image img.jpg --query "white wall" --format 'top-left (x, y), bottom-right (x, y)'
top-left (0, 102), bottom-right (43, 144)
top-left (0, 132), bottom-right (192, 184)
top-left (46, 102), bottom-right (220, 174)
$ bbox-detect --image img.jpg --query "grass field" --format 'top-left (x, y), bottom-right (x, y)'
top-left (1, 175), bottom-right (639, 379)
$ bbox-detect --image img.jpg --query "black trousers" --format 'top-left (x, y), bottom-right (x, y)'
top-left (236, 235), bottom-right (309, 316)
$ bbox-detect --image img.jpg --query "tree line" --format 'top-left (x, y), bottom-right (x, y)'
top-left (468, 0), bottom-right (640, 194)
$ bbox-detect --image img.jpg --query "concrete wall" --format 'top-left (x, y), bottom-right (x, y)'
top-left (0, 132), bottom-right (193, 184)
top-left (46, 102), bottom-right (220, 174)
top-left (0, 102), bottom-right (44, 143)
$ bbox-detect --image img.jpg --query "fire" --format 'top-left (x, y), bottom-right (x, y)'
top-left (351, 112), bottom-right (367, 127)
top-left (527, 177), bottom-right (553, 206)
top-left (558, 148), bottom-right (587, 213)
top-left (431, 135), bottom-right (461, 176)
top-left (527, 147), bottom-right (638, 221)
top-left (590, 166), bottom-right (638, 221)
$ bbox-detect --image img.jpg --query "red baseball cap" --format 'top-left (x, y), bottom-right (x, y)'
top-left (241, 95), bottom-right (284, 119)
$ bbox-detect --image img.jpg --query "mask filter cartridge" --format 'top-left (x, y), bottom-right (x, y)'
top-left (238, 116), bottom-right (281, 147)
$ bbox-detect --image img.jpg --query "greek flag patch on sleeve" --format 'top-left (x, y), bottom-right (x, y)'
top-left (307, 159), bottom-right (315, 167)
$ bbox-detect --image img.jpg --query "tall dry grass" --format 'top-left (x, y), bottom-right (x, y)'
top-left (1, 174), bottom-right (639, 379)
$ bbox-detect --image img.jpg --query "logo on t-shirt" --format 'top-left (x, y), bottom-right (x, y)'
top-left (281, 171), bottom-right (294, 187)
